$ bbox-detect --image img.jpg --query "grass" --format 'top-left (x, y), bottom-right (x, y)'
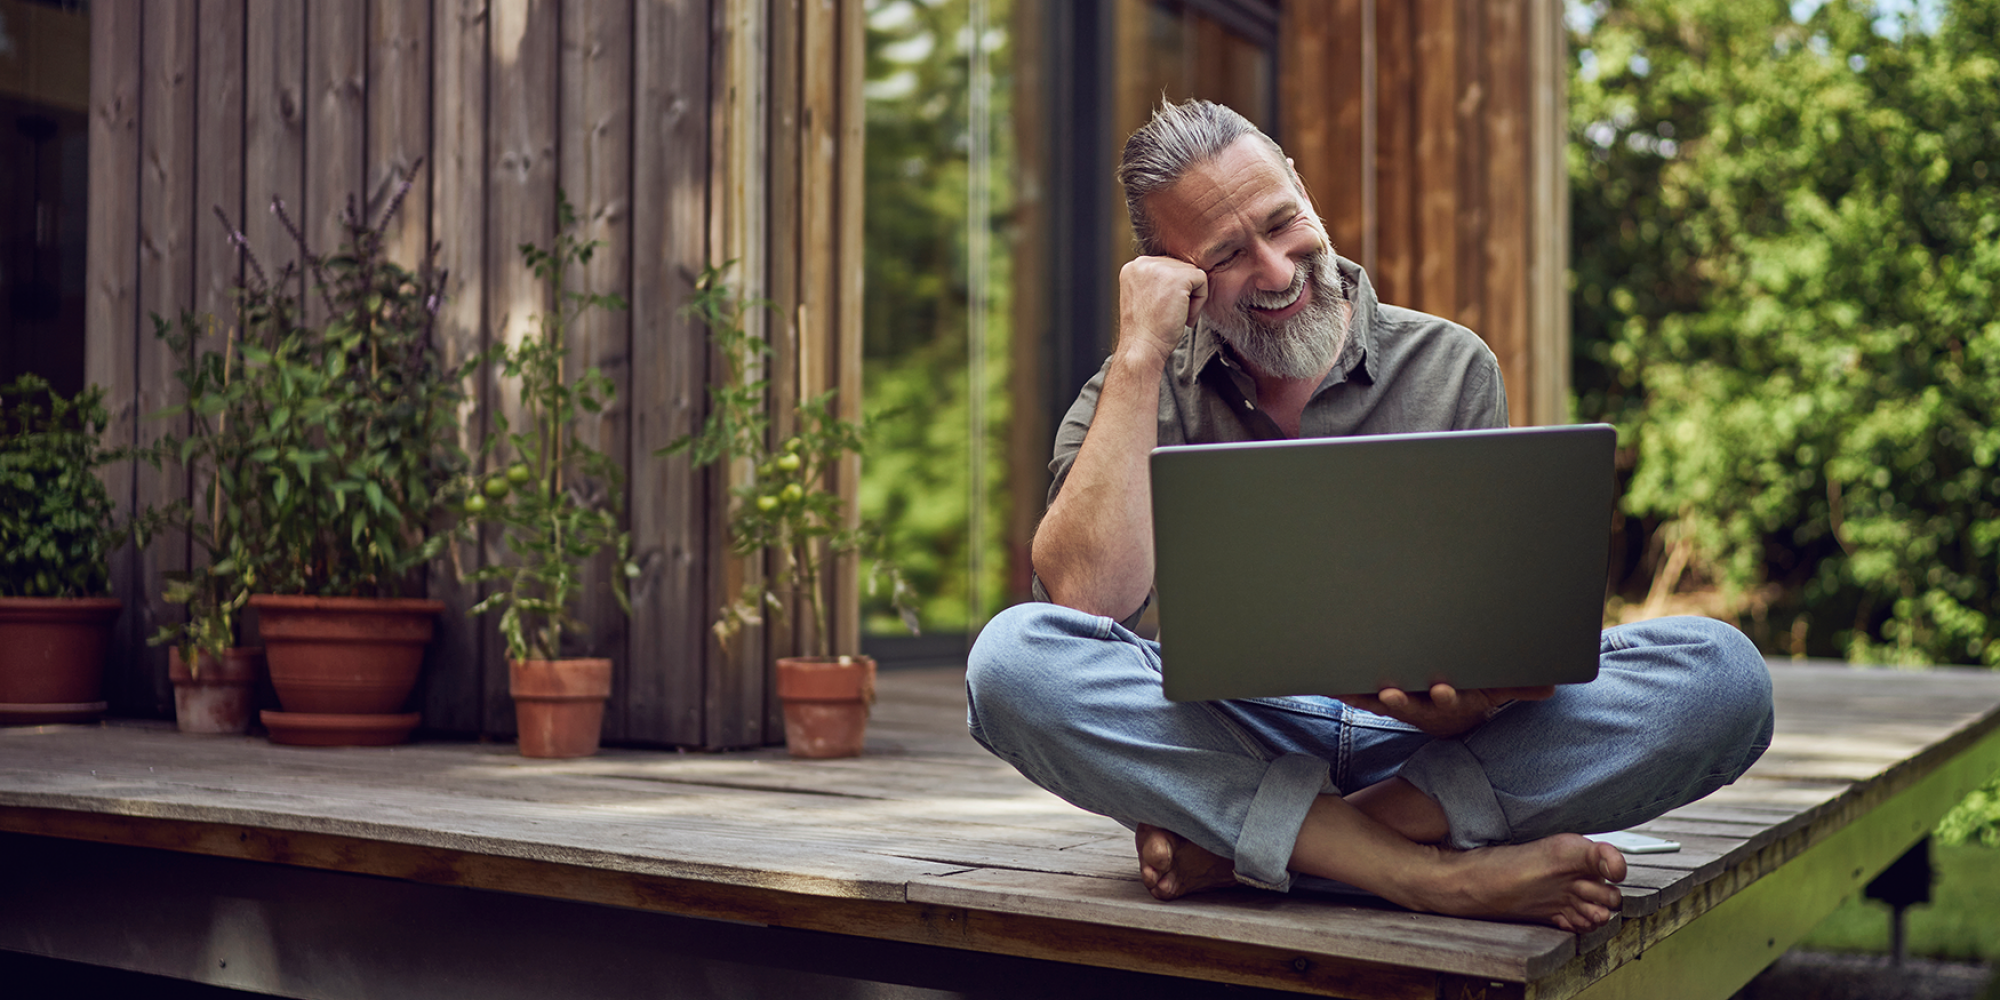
top-left (1796, 840), bottom-right (2000, 962)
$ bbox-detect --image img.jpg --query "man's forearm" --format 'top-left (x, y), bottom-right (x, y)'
top-left (1032, 351), bottom-right (1167, 618)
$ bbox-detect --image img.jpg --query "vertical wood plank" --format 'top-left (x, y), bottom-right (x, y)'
top-left (243, 0), bottom-right (304, 307)
top-left (1411, 0), bottom-right (1458, 321)
top-left (558, 0), bottom-right (635, 734)
top-left (1372, 0), bottom-right (1414, 307)
top-left (193, 0), bottom-right (246, 325)
top-left (187, 0), bottom-right (246, 650)
top-left (1452, 0), bottom-right (1486, 337)
top-left (305, 0), bottom-right (368, 328)
top-left (85, 0), bottom-right (144, 712)
top-left (763, 0), bottom-right (802, 679)
top-left (628, 0), bottom-right (712, 746)
top-left (1005, 0), bottom-right (1049, 608)
top-left (1483, 0), bottom-right (1530, 426)
top-left (1527, 0), bottom-right (1569, 426)
top-left (698, 0), bottom-right (776, 748)
top-left (832, 0), bottom-right (866, 661)
top-left (797, 0), bottom-right (838, 663)
top-left (426, 0), bottom-right (490, 736)
top-left (484, 0), bottom-right (559, 733)
top-left (1280, 0), bottom-right (1366, 265)
top-left (370, 0), bottom-right (432, 271)
top-left (131, 0), bottom-right (198, 718)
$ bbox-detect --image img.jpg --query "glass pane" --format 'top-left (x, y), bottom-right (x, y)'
top-left (861, 0), bottom-right (1015, 651)
top-left (0, 0), bottom-right (91, 398)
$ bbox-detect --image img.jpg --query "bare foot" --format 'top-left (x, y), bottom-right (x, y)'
top-left (1135, 824), bottom-right (1238, 900)
top-left (1395, 834), bottom-right (1627, 932)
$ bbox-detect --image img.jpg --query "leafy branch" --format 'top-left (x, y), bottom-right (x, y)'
top-left (465, 192), bottom-right (634, 662)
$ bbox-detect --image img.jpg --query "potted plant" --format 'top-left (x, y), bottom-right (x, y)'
top-left (189, 166), bottom-right (471, 746)
top-left (465, 193), bottom-right (633, 759)
top-left (0, 375), bottom-right (149, 725)
top-left (668, 264), bottom-right (916, 758)
top-left (148, 311), bottom-right (266, 735)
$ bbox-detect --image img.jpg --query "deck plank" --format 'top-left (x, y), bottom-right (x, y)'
top-left (1, 660), bottom-right (1998, 999)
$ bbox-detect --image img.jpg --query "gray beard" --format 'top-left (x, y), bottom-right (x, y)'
top-left (1209, 247), bottom-right (1351, 380)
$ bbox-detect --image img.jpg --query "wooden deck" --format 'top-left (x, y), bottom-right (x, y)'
top-left (3, 659), bottom-right (1999, 999)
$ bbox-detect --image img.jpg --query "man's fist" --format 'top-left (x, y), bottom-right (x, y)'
top-left (1117, 255), bottom-right (1209, 366)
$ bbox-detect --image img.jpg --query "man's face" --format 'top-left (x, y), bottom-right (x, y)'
top-left (1145, 135), bottom-right (1349, 380)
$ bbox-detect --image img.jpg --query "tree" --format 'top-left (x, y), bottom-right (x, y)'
top-left (1572, 0), bottom-right (2000, 666)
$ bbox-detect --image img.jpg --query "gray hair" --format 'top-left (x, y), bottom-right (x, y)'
top-left (1117, 99), bottom-right (1286, 257)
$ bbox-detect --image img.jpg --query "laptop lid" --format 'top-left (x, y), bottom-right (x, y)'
top-left (1149, 424), bottom-right (1615, 701)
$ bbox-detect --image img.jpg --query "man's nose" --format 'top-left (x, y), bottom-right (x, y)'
top-left (1249, 239), bottom-right (1295, 292)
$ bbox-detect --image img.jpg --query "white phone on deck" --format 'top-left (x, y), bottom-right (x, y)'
top-left (1586, 831), bottom-right (1682, 854)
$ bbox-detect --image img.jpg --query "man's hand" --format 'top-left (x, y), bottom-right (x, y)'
top-left (1117, 255), bottom-right (1209, 366)
top-left (1338, 684), bottom-right (1556, 738)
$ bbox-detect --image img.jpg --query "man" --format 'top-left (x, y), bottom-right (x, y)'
top-left (964, 99), bottom-right (1774, 932)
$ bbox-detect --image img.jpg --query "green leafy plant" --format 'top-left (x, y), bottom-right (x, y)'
top-left (1571, 0), bottom-right (2000, 664)
top-left (148, 309), bottom-right (259, 668)
top-left (465, 194), bottom-right (634, 662)
top-left (0, 375), bottom-right (151, 598)
top-left (149, 165), bottom-right (473, 666)
top-left (666, 263), bottom-right (916, 658)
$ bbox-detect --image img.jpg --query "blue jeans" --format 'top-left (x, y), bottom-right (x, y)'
top-left (965, 604), bottom-right (1774, 891)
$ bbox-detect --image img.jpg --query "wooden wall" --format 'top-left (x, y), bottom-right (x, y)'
top-left (84, 0), bottom-right (865, 748)
top-left (1282, 0), bottom-right (1569, 427)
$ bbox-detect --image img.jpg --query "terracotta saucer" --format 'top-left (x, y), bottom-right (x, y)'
top-left (261, 710), bottom-right (420, 747)
top-left (0, 701), bottom-right (108, 725)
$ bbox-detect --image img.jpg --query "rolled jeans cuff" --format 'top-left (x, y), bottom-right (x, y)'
top-left (1398, 739), bottom-right (1511, 850)
top-left (1231, 752), bottom-right (1332, 891)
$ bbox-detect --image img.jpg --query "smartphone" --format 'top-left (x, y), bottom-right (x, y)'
top-left (1586, 830), bottom-right (1682, 854)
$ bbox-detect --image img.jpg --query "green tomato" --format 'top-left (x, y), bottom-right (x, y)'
top-left (775, 453), bottom-right (801, 472)
top-left (463, 494), bottom-right (489, 514)
top-left (506, 463), bottom-right (532, 485)
top-left (483, 477), bottom-right (511, 499)
top-left (780, 483), bottom-right (804, 504)
top-left (785, 436), bottom-right (804, 453)
top-left (756, 495), bottom-right (780, 512)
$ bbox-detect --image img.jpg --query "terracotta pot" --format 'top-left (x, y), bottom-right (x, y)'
top-left (249, 595), bottom-right (443, 715)
top-left (510, 658), bottom-right (612, 759)
top-left (259, 710), bottom-right (421, 746)
top-left (775, 656), bottom-right (875, 759)
top-left (168, 646), bottom-right (263, 735)
top-left (0, 597), bottom-right (121, 725)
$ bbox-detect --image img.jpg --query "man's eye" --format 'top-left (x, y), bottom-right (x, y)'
top-left (1208, 251), bottom-right (1241, 272)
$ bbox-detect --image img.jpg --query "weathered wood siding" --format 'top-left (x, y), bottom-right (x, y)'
top-left (85, 0), bottom-right (866, 748)
top-left (1282, 0), bottom-right (1569, 427)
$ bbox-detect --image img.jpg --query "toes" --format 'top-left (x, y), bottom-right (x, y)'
top-left (1590, 840), bottom-right (1628, 883)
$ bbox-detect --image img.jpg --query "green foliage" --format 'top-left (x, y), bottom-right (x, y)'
top-left (150, 169), bottom-right (473, 666)
top-left (1798, 839), bottom-right (2000, 962)
top-left (860, 0), bottom-right (1014, 632)
top-left (465, 193), bottom-right (634, 663)
top-left (1938, 769), bottom-right (2000, 849)
top-left (0, 375), bottom-right (136, 598)
top-left (667, 263), bottom-right (916, 658)
top-left (1572, 0), bottom-right (2000, 664)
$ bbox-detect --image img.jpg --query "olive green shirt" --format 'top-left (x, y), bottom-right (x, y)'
top-left (1036, 257), bottom-right (1508, 618)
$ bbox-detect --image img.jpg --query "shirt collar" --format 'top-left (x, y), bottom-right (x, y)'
top-left (1178, 255), bottom-right (1380, 390)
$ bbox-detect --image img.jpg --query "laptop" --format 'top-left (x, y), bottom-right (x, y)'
top-left (1150, 424), bottom-right (1615, 701)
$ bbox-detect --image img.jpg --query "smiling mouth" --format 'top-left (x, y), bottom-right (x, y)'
top-left (1247, 274), bottom-right (1308, 316)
